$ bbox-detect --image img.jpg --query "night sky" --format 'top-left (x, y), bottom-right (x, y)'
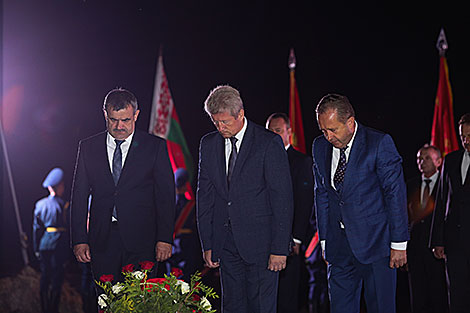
top-left (1, 0), bottom-right (469, 274)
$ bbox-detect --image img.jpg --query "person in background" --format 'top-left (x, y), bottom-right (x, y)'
top-left (430, 113), bottom-right (470, 313)
top-left (160, 168), bottom-right (203, 282)
top-left (266, 112), bottom-right (314, 313)
top-left (406, 144), bottom-right (448, 313)
top-left (33, 167), bottom-right (70, 313)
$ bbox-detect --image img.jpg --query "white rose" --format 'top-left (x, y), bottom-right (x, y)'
top-left (133, 271), bottom-right (145, 280)
top-left (98, 294), bottom-right (108, 308)
top-left (176, 280), bottom-right (190, 294)
top-left (112, 283), bottom-right (124, 294)
top-left (201, 296), bottom-right (211, 310)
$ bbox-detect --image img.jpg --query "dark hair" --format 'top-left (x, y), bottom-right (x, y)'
top-left (419, 144), bottom-right (441, 158)
top-left (316, 93), bottom-right (355, 123)
top-left (458, 113), bottom-right (470, 126)
top-left (103, 88), bottom-right (138, 113)
top-left (266, 112), bottom-right (290, 127)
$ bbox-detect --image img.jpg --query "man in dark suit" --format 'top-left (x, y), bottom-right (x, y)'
top-left (266, 112), bottom-right (314, 313)
top-left (33, 167), bottom-right (69, 313)
top-left (197, 85), bottom-right (294, 313)
top-left (406, 144), bottom-right (447, 313)
top-left (430, 113), bottom-right (470, 313)
top-left (312, 94), bottom-right (408, 313)
top-left (71, 88), bottom-right (175, 285)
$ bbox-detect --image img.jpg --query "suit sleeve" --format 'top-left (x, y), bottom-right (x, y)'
top-left (264, 135), bottom-right (294, 255)
top-left (292, 155), bottom-right (314, 243)
top-left (312, 142), bottom-right (329, 242)
top-left (196, 137), bottom-right (215, 252)
top-left (153, 140), bottom-right (176, 244)
top-left (70, 141), bottom-right (91, 247)
top-left (375, 134), bottom-right (409, 242)
top-left (430, 157), bottom-right (447, 247)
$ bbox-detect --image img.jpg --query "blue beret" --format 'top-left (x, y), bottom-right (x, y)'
top-left (42, 168), bottom-right (64, 188)
top-left (174, 168), bottom-right (189, 188)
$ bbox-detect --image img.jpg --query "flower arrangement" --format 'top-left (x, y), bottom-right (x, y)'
top-left (96, 261), bottom-right (218, 313)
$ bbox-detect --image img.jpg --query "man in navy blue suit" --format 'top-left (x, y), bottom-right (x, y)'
top-left (197, 85), bottom-right (294, 313)
top-left (312, 94), bottom-right (408, 313)
top-left (71, 88), bottom-right (175, 286)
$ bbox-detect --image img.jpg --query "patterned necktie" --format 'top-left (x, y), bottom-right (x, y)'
top-left (227, 137), bottom-right (238, 186)
top-left (112, 139), bottom-right (124, 219)
top-left (422, 179), bottom-right (431, 208)
top-left (333, 146), bottom-right (348, 190)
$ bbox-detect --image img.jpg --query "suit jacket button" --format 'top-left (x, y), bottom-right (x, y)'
top-left (114, 191), bottom-right (118, 196)
top-left (228, 202), bottom-right (232, 206)
top-left (339, 201), bottom-right (344, 206)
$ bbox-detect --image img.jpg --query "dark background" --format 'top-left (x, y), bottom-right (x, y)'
top-left (1, 0), bottom-right (468, 279)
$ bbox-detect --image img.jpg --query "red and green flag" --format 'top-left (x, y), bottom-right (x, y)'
top-left (431, 29), bottom-right (459, 156)
top-left (288, 48), bottom-right (306, 154)
top-left (149, 51), bottom-right (195, 200)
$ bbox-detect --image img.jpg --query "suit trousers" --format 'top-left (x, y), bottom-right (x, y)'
top-left (277, 252), bottom-right (301, 313)
top-left (219, 228), bottom-right (279, 313)
top-left (328, 229), bottom-right (396, 313)
top-left (446, 252), bottom-right (470, 313)
top-left (407, 245), bottom-right (448, 313)
top-left (91, 222), bottom-right (157, 291)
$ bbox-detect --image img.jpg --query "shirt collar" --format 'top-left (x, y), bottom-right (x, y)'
top-left (226, 117), bottom-right (248, 143)
top-left (422, 170), bottom-right (439, 184)
top-left (107, 131), bottom-right (135, 147)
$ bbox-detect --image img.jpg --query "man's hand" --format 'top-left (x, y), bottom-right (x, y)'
top-left (389, 249), bottom-right (407, 268)
top-left (268, 254), bottom-right (287, 271)
top-left (74, 243), bottom-right (91, 263)
top-left (292, 243), bottom-right (300, 255)
top-left (433, 246), bottom-right (445, 259)
top-left (155, 242), bottom-right (172, 262)
top-left (203, 250), bottom-right (220, 268)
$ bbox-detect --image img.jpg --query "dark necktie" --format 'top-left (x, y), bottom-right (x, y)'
top-left (422, 178), bottom-right (431, 208)
top-left (333, 146), bottom-right (348, 190)
top-left (112, 139), bottom-right (124, 219)
top-left (227, 137), bottom-right (238, 186)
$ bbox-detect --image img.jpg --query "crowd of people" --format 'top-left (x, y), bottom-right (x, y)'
top-left (32, 86), bottom-right (470, 313)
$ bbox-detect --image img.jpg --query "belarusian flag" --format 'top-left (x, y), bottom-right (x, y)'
top-left (288, 48), bottom-right (306, 154)
top-left (149, 51), bottom-right (195, 199)
top-left (431, 29), bottom-right (459, 156)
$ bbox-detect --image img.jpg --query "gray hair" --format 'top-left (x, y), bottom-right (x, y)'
top-left (204, 85), bottom-right (244, 118)
top-left (316, 93), bottom-right (355, 123)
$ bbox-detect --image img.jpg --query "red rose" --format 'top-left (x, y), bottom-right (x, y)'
top-left (171, 267), bottom-right (183, 278)
top-left (192, 294), bottom-right (201, 301)
top-left (146, 277), bottom-right (170, 292)
top-left (99, 274), bottom-right (114, 283)
top-left (122, 264), bottom-right (134, 273)
top-left (139, 261), bottom-right (155, 270)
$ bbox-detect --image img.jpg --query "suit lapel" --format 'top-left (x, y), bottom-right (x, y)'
top-left (325, 144), bottom-right (333, 189)
top-left (342, 124), bottom-right (365, 193)
top-left (230, 121), bottom-right (253, 183)
top-left (115, 130), bottom-right (139, 186)
top-left (101, 132), bottom-right (115, 185)
top-left (216, 134), bottom-right (229, 194)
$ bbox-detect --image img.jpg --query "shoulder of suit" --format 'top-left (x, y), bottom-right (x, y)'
top-left (444, 149), bottom-right (463, 161)
top-left (79, 131), bottom-right (106, 144)
top-left (136, 129), bottom-right (166, 144)
top-left (200, 130), bottom-right (221, 143)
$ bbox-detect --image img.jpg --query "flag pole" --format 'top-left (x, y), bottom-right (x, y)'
top-left (0, 117), bottom-right (29, 266)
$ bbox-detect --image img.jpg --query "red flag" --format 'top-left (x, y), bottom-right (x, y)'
top-left (149, 51), bottom-right (195, 200)
top-left (431, 29), bottom-right (459, 156)
top-left (288, 49), bottom-right (306, 154)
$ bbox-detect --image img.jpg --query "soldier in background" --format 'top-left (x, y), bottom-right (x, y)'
top-left (33, 167), bottom-right (70, 313)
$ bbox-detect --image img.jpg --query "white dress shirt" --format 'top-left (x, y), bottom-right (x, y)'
top-left (461, 150), bottom-right (470, 184)
top-left (421, 171), bottom-right (439, 203)
top-left (224, 117), bottom-right (248, 174)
